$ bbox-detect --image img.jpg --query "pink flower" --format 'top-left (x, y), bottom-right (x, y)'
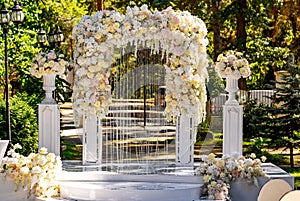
top-left (161, 28), bottom-right (172, 38)
top-left (215, 191), bottom-right (225, 200)
top-left (227, 55), bottom-right (237, 65)
top-left (47, 51), bottom-right (57, 60)
top-left (171, 16), bottom-right (181, 26)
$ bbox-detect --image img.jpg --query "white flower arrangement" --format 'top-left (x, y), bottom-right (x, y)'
top-left (30, 50), bottom-right (69, 78)
top-left (195, 153), bottom-right (266, 200)
top-left (0, 144), bottom-right (62, 199)
top-left (215, 50), bottom-right (251, 79)
top-left (72, 4), bottom-right (209, 125)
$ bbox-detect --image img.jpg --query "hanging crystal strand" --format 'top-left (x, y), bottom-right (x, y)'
top-left (134, 49), bottom-right (143, 166)
top-left (147, 51), bottom-right (151, 172)
top-left (164, 56), bottom-right (169, 165)
top-left (125, 46), bottom-right (130, 168)
top-left (125, 56), bottom-right (128, 170)
top-left (113, 56), bottom-right (120, 172)
top-left (134, 39), bottom-right (138, 57)
top-left (151, 60), bottom-right (156, 167)
top-left (105, 104), bottom-right (108, 167)
top-left (116, 50), bottom-right (122, 172)
top-left (119, 48), bottom-right (123, 172)
top-left (124, 50), bottom-right (128, 172)
top-left (154, 62), bottom-right (159, 166)
top-left (124, 51), bottom-right (129, 172)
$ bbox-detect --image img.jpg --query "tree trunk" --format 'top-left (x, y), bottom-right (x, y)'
top-left (97, 0), bottom-right (103, 11)
top-left (236, 0), bottom-right (247, 91)
top-left (289, 142), bottom-right (294, 168)
top-left (212, 0), bottom-right (221, 61)
top-left (236, 0), bottom-right (247, 51)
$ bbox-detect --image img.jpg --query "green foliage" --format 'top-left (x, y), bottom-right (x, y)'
top-left (245, 37), bottom-right (290, 89)
top-left (207, 68), bottom-right (225, 98)
top-left (244, 137), bottom-right (289, 166)
top-left (243, 99), bottom-right (269, 138)
top-left (281, 167), bottom-right (300, 188)
top-left (262, 56), bottom-right (300, 167)
top-left (61, 141), bottom-right (82, 160)
top-left (0, 0), bottom-right (87, 109)
top-left (0, 93), bottom-right (38, 155)
top-left (55, 76), bottom-right (72, 103)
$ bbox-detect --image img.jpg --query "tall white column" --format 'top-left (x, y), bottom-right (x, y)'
top-left (38, 74), bottom-right (60, 156)
top-left (82, 114), bottom-right (102, 165)
top-left (176, 114), bottom-right (195, 166)
top-left (223, 78), bottom-right (243, 156)
top-left (38, 104), bottom-right (60, 155)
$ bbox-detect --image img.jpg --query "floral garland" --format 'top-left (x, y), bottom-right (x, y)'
top-left (195, 153), bottom-right (266, 200)
top-left (215, 50), bottom-right (251, 79)
top-left (72, 5), bottom-right (209, 124)
top-left (0, 144), bottom-right (62, 199)
top-left (30, 50), bottom-right (69, 78)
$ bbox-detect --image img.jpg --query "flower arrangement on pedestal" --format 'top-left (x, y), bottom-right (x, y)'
top-left (215, 50), bottom-right (250, 79)
top-left (30, 50), bottom-right (69, 104)
top-left (30, 50), bottom-right (69, 78)
top-left (0, 144), bottom-right (62, 199)
top-left (195, 153), bottom-right (266, 200)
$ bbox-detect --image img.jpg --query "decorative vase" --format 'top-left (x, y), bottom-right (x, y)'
top-left (225, 77), bottom-right (239, 105)
top-left (0, 140), bottom-right (9, 162)
top-left (42, 73), bottom-right (57, 104)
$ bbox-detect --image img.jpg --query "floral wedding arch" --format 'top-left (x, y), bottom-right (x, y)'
top-left (72, 5), bottom-right (209, 125)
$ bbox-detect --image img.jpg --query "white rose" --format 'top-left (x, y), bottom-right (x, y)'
top-left (39, 147), bottom-right (48, 155)
top-left (20, 166), bottom-right (30, 175)
top-left (32, 166), bottom-right (42, 174)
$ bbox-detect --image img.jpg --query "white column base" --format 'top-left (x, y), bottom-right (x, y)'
top-left (176, 115), bottom-right (194, 166)
top-left (223, 105), bottom-right (243, 156)
top-left (83, 114), bottom-right (102, 165)
top-left (38, 104), bottom-right (60, 156)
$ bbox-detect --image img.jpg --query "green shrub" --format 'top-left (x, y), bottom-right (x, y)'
top-left (244, 137), bottom-right (289, 166)
top-left (0, 93), bottom-right (38, 155)
top-left (243, 99), bottom-right (269, 138)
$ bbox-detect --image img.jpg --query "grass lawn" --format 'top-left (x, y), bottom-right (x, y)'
top-left (61, 141), bottom-right (82, 160)
top-left (282, 167), bottom-right (300, 188)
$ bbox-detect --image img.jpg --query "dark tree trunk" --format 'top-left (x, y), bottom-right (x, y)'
top-left (236, 0), bottom-right (247, 91)
top-left (97, 0), bottom-right (103, 11)
top-left (236, 0), bottom-right (247, 51)
top-left (289, 142), bottom-right (294, 168)
top-left (212, 0), bottom-right (221, 61)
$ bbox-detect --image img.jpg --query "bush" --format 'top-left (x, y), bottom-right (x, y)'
top-left (0, 93), bottom-right (38, 155)
top-left (244, 137), bottom-right (289, 166)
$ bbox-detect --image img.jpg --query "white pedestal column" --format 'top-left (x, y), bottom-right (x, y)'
top-left (223, 105), bottom-right (243, 156)
top-left (38, 104), bottom-right (60, 156)
top-left (176, 115), bottom-right (194, 166)
top-left (38, 74), bottom-right (60, 156)
top-left (82, 114), bottom-right (102, 165)
top-left (223, 78), bottom-right (243, 156)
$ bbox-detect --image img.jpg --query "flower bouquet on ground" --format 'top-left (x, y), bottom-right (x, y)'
top-left (30, 50), bottom-right (69, 78)
top-left (0, 144), bottom-right (62, 199)
top-left (215, 50), bottom-right (250, 79)
top-left (195, 153), bottom-right (266, 200)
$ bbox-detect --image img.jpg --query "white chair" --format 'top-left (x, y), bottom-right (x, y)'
top-left (280, 190), bottom-right (300, 201)
top-left (257, 179), bottom-right (293, 201)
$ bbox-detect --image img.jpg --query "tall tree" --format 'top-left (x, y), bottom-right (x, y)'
top-left (236, 0), bottom-right (247, 51)
top-left (264, 54), bottom-right (300, 168)
top-left (212, 0), bottom-right (221, 60)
